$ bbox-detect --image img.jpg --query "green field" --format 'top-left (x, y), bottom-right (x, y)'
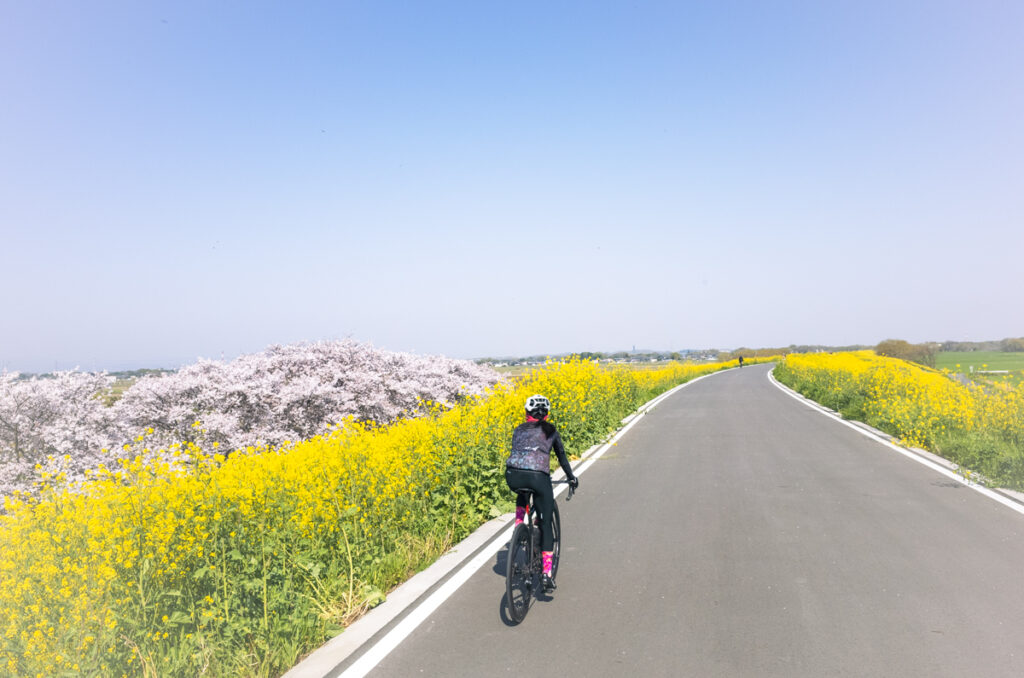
top-left (490, 364), bottom-right (539, 377)
top-left (99, 378), bottom-right (137, 405)
top-left (936, 351), bottom-right (1024, 372)
top-left (937, 351), bottom-right (1024, 388)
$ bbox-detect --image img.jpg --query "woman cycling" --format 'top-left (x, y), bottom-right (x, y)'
top-left (505, 394), bottom-right (579, 592)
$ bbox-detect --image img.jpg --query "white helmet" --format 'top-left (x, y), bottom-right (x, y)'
top-left (525, 394), bottom-right (550, 419)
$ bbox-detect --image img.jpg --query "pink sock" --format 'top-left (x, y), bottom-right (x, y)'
top-left (543, 551), bottom-right (553, 575)
top-left (515, 506), bottom-right (526, 525)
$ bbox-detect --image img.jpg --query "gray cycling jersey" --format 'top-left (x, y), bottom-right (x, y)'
top-left (506, 420), bottom-right (568, 473)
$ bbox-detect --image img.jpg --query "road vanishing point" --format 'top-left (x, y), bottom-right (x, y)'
top-left (325, 363), bottom-right (1024, 677)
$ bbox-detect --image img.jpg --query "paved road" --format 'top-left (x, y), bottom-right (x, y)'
top-left (352, 364), bottom-right (1024, 677)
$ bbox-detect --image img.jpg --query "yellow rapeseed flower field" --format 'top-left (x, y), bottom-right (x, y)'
top-left (0, 357), bottom-right (765, 676)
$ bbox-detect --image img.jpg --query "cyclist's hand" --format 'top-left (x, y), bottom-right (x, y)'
top-left (569, 476), bottom-right (579, 491)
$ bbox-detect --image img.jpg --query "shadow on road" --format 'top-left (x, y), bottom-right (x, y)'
top-left (493, 544), bottom-right (508, 576)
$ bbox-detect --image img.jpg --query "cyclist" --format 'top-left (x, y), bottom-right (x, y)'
top-left (505, 394), bottom-right (579, 592)
top-left (738, 355), bottom-right (745, 368)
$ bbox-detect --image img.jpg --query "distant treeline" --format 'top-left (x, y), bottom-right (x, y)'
top-left (480, 346), bottom-right (869, 366)
top-left (939, 338), bottom-right (1024, 352)
top-left (721, 345), bottom-right (869, 360)
top-left (477, 350), bottom-right (705, 365)
top-left (10, 367), bottom-right (174, 381)
top-left (108, 368), bottom-right (174, 380)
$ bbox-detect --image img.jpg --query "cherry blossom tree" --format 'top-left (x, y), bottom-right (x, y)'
top-left (1, 340), bottom-right (502, 498)
top-left (113, 340), bottom-right (501, 449)
top-left (0, 371), bottom-right (114, 497)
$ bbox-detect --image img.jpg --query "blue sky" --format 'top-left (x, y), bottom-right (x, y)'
top-left (2, 1), bottom-right (1022, 372)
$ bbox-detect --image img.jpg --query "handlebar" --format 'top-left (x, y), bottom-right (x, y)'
top-left (553, 478), bottom-right (576, 501)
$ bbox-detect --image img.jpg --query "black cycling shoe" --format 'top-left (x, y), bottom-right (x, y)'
top-left (542, 574), bottom-right (556, 592)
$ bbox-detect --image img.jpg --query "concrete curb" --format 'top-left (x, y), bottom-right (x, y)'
top-left (283, 368), bottom-right (727, 678)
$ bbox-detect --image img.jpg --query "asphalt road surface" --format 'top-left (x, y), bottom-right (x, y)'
top-left (352, 364), bottom-right (1024, 677)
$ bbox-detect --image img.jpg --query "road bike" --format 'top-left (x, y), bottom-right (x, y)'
top-left (505, 479), bottom-right (574, 623)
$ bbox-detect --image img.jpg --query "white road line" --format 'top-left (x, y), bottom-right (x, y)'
top-left (338, 370), bottom-right (724, 678)
top-left (767, 368), bottom-right (1024, 517)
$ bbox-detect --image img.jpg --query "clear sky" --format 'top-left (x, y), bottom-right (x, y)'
top-left (2, 1), bottom-right (1022, 372)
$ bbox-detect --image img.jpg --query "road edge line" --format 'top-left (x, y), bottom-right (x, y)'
top-left (766, 368), bottom-right (1024, 517)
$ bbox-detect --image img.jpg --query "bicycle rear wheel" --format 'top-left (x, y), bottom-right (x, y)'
top-left (506, 523), bottom-right (532, 623)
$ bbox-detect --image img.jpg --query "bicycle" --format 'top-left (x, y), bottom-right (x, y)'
top-left (505, 479), bottom-right (574, 624)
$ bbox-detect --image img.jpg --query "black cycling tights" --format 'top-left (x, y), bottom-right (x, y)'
top-left (505, 467), bottom-right (555, 552)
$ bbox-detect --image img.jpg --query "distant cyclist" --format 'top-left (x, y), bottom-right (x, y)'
top-left (738, 355), bottom-right (745, 368)
top-left (505, 394), bottom-right (579, 592)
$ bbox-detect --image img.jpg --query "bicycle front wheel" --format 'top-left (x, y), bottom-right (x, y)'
top-left (506, 524), bottom-right (531, 623)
